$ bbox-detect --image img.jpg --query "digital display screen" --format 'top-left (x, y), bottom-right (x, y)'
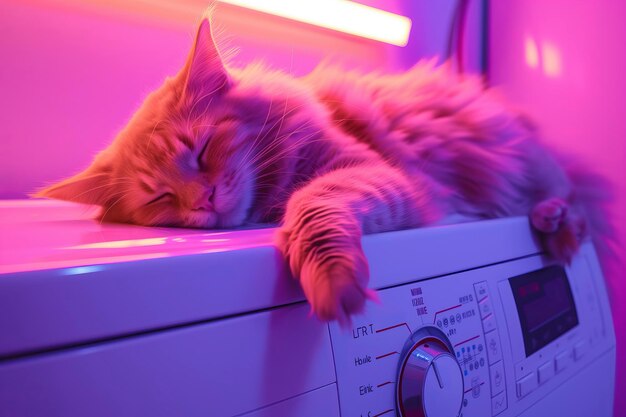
top-left (509, 265), bottom-right (578, 356)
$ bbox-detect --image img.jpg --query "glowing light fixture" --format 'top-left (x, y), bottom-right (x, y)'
top-left (218, 0), bottom-right (412, 46)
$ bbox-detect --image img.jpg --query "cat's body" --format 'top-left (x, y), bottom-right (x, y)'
top-left (38, 19), bottom-right (609, 325)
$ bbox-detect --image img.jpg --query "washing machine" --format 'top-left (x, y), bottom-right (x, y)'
top-left (0, 200), bottom-right (615, 417)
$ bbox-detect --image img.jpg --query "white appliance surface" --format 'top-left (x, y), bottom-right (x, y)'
top-left (0, 200), bottom-right (615, 417)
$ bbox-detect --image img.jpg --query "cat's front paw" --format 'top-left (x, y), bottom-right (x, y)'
top-left (531, 198), bottom-right (586, 263)
top-left (277, 210), bottom-right (377, 326)
top-left (299, 252), bottom-right (376, 327)
top-left (531, 197), bottom-right (568, 233)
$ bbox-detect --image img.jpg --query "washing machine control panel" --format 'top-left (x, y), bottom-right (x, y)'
top-left (396, 326), bottom-right (464, 417)
top-left (330, 270), bottom-right (504, 417)
top-left (328, 253), bottom-right (606, 417)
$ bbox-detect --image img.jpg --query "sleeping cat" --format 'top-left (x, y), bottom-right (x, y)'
top-left (37, 18), bottom-right (610, 325)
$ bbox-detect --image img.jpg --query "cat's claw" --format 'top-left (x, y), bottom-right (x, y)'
top-left (365, 288), bottom-right (381, 305)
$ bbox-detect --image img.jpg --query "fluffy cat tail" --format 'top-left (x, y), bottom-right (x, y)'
top-left (564, 157), bottom-right (617, 278)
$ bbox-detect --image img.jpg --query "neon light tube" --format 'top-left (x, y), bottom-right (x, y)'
top-left (218, 0), bottom-right (412, 46)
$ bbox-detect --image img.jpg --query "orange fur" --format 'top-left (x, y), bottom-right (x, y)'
top-left (37, 18), bottom-right (612, 323)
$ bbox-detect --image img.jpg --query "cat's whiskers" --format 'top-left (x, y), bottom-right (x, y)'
top-left (189, 79), bottom-right (226, 114)
top-left (252, 168), bottom-right (301, 182)
top-left (246, 121), bottom-right (319, 168)
top-left (250, 131), bottom-right (324, 170)
top-left (186, 74), bottom-right (229, 126)
top-left (145, 119), bottom-right (165, 153)
top-left (191, 123), bottom-right (217, 129)
top-left (252, 128), bottom-right (325, 169)
top-left (333, 117), bottom-right (371, 124)
top-left (274, 93), bottom-right (291, 145)
top-left (99, 192), bottom-right (130, 225)
top-left (249, 101), bottom-right (313, 149)
top-left (232, 97), bottom-right (274, 175)
top-left (247, 47), bottom-right (294, 172)
top-left (149, 209), bottom-right (176, 227)
top-left (188, 97), bottom-right (215, 132)
top-left (238, 106), bottom-right (309, 174)
top-left (69, 178), bottom-right (135, 202)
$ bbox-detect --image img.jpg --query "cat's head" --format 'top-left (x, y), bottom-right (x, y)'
top-left (36, 18), bottom-right (314, 228)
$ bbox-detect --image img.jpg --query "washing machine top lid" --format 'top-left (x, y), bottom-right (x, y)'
top-left (0, 200), bottom-right (277, 274)
top-left (0, 199), bottom-right (540, 359)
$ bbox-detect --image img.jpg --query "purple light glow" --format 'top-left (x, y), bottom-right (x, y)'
top-left (490, 2), bottom-right (626, 415)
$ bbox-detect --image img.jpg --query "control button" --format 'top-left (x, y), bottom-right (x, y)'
top-left (470, 376), bottom-right (481, 399)
top-left (538, 361), bottom-right (555, 384)
top-left (479, 297), bottom-right (492, 318)
top-left (516, 373), bottom-right (537, 398)
top-left (397, 327), bottom-right (464, 417)
top-left (492, 390), bottom-right (507, 415)
top-left (482, 314), bottom-right (496, 333)
top-left (474, 281), bottom-right (489, 300)
top-left (484, 330), bottom-right (502, 364)
top-left (555, 350), bottom-right (572, 372)
top-left (574, 340), bottom-right (588, 360)
top-left (489, 360), bottom-right (506, 395)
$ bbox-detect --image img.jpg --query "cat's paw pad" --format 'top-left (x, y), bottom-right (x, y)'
top-left (300, 256), bottom-right (376, 328)
top-left (531, 198), bottom-right (586, 264)
top-left (531, 197), bottom-right (568, 233)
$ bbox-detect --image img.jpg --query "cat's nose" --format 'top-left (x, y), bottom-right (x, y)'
top-left (191, 186), bottom-right (215, 211)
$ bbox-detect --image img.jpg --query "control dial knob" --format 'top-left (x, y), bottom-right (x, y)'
top-left (396, 326), bottom-right (464, 417)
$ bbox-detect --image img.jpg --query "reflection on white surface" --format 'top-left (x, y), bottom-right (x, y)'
top-left (60, 266), bottom-right (104, 275)
top-left (0, 200), bottom-right (278, 274)
top-left (67, 237), bottom-right (168, 250)
top-left (67, 237), bottom-right (232, 250)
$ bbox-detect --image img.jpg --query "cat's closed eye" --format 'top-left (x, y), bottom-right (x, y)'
top-left (146, 192), bottom-right (174, 206)
top-left (197, 138), bottom-right (210, 169)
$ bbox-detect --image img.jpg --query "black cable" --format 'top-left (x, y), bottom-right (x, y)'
top-left (446, 0), bottom-right (470, 74)
top-left (481, 0), bottom-right (490, 81)
top-left (455, 0), bottom-right (470, 73)
top-left (446, 0), bottom-right (462, 62)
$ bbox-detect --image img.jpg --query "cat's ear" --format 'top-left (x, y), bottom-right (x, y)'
top-left (33, 159), bottom-right (113, 206)
top-left (183, 18), bottom-right (230, 96)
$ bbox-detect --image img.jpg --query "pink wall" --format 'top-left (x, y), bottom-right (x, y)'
top-left (0, 0), bottom-right (482, 198)
top-left (489, 2), bottom-right (626, 416)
